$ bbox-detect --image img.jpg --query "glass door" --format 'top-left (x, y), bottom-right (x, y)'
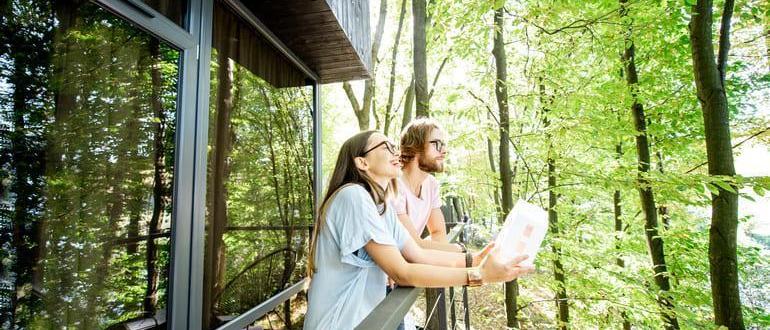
top-left (0, 0), bottom-right (199, 328)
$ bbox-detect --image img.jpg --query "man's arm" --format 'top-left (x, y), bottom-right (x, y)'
top-left (397, 214), bottom-right (462, 252)
top-left (426, 208), bottom-right (449, 243)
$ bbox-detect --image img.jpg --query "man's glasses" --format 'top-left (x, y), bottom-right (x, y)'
top-left (362, 140), bottom-right (399, 156)
top-left (429, 139), bottom-right (446, 152)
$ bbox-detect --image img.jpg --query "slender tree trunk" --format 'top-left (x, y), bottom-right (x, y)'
top-left (402, 78), bottom-right (415, 129)
top-left (542, 83), bottom-right (568, 329)
top-left (203, 32), bottom-right (237, 328)
top-left (413, 0), bottom-right (429, 117)
top-left (492, 7), bottom-right (518, 328)
top-left (143, 38), bottom-right (167, 316)
top-left (384, 0), bottom-right (408, 136)
top-left (7, 15), bottom-right (47, 324)
top-left (619, 1), bottom-right (680, 328)
top-left (614, 143), bottom-right (632, 330)
top-left (344, 0), bottom-right (387, 131)
top-left (656, 151), bottom-right (670, 230)
top-left (487, 135), bottom-right (502, 223)
top-left (689, 0), bottom-right (744, 328)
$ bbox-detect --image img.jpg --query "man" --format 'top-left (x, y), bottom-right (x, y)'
top-left (394, 118), bottom-right (464, 253)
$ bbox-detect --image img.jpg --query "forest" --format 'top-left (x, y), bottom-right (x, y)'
top-left (324, 0), bottom-right (770, 328)
top-left (0, 0), bottom-right (768, 329)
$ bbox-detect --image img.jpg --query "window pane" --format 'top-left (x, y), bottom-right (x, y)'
top-left (141, 0), bottom-right (187, 27)
top-left (0, 1), bottom-right (179, 328)
top-left (202, 2), bottom-right (314, 328)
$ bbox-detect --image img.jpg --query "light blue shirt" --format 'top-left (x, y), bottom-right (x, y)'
top-left (304, 185), bottom-right (409, 329)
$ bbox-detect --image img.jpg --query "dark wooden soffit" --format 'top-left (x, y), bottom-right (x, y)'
top-left (244, 0), bottom-right (372, 84)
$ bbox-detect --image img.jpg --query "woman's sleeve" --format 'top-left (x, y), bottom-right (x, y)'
top-left (327, 186), bottom-right (399, 268)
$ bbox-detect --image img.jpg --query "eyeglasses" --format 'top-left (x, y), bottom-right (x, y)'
top-left (429, 139), bottom-right (446, 152)
top-left (362, 140), bottom-right (399, 156)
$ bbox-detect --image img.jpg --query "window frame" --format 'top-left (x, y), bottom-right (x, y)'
top-left (93, 0), bottom-right (322, 328)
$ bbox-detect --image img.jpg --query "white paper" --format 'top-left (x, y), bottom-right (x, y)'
top-left (493, 199), bottom-right (548, 266)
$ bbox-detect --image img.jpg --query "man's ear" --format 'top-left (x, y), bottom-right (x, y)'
top-left (354, 157), bottom-right (369, 171)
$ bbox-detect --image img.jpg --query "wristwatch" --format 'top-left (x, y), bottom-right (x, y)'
top-left (466, 268), bottom-right (483, 287)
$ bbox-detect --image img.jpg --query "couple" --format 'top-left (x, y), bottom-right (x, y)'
top-left (304, 118), bottom-right (532, 329)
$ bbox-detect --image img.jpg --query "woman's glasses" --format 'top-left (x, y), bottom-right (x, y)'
top-left (429, 139), bottom-right (446, 152)
top-left (362, 140), bottom-right (399, 156)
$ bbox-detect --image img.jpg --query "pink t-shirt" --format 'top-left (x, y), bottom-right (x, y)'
top-left (393, 175), bottom-right (442, 234)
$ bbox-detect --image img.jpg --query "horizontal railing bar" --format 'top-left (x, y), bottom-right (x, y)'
top-left (216, 278), bottom-right (308, 330)
top-left (225, 225), bottom-right (313, 231)
top-left (355, 223), bottom-right (466, 330)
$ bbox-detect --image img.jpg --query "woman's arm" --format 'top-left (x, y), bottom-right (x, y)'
top-left (397, 214), bottom-right (462, 252)
top-left (365, 240), bottom-right (531, 288)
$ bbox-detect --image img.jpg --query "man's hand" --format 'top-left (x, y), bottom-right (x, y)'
top-left (472, 242), bottom-right (495, 267)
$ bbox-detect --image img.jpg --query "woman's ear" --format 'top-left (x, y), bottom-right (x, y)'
top-left (354, 157), bottom-right (369, 171)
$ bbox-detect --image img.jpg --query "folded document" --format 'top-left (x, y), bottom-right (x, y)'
top-left (493, 200), bottom-right (548, 266)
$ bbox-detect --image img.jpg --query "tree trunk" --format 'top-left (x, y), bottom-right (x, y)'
top-left (402, 78), bottom-right (415, 129)
top-left (656, 151), bottom-right (670, 230)
top-left (492, 7), bottom-right (518, 328)
top-left (413, 0), bottom-right (429, 117)
top-left (7, 8), bottom-right (48, 323)
top-left (143, 38), bottom-right (167, 317)
top-left (619, 1), bottom-right (680, 328)
top-left (343, 0), bottom-right (387, 131)
top-left (203, 33), bottom-right (237, 328)
top-left (614, 143), bottom-right (632, 330)
top-left (542, 83), bottom-right (568, 329)
top-left (487, 135), bottom-right (502, 223)
top-left (689, 0), bottom-right (744, 328)
top-left (384, 0), bottom-right (408, 136)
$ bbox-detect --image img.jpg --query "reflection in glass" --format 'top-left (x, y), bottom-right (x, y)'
top-left (141, 0), bottom-right (188, 27)
top-left (0, 1), bottom-right (178, 328)
top-left (202, 2), bottom-right (314, 329)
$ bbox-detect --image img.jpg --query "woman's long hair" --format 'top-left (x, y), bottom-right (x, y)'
top-left (307, 130), bottom-right (398, 278)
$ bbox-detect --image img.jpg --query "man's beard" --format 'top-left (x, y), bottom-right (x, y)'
top-left (418, 155), bottom-right (444, 173)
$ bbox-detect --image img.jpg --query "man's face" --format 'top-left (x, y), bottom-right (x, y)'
top-left (417, 128), bottom-right (447, 173)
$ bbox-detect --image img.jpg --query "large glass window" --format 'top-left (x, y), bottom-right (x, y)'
top-left (141, 0), bottom-right (188, 27)
top-left (0, 1), bottom-right (180, 328)
top-left (202, 2), bottom-right (315, 329)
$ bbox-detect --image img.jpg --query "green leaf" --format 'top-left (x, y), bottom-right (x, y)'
top-left (705, 183), bottom-right (720, 196)
top-left (712, 180), bottom-right (737, 193)
top-left (752, 185), bottom-right (765, 197)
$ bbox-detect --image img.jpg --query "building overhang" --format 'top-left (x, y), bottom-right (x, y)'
top-left (242, 0), bottom-right (372, 83)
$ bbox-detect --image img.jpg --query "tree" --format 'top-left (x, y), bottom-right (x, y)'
top-left (413, 0), bottom-right (429, 117)
top-left (343, 0), bottom-right (388, 131)
top-left (619, 0), bottom-right (680, 327)
top-left (688, 0), bottom-right (745, 328)
top-left (492, 5), bottom-right (519, 328)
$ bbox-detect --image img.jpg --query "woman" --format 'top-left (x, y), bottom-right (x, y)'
top-left (304, 131), bottom-right (531, 329)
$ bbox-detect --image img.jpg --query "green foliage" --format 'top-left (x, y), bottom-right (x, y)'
top-left (326, 0), bottom-right (770, 327)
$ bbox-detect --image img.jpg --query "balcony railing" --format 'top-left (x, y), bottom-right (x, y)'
top-left (355, 221), bottom-right (470, 330)
top-left (213, 196), bottom-right (472, 330)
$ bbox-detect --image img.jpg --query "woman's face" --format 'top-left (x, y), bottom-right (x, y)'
top-left (360, 133), bottom-right (402, 184)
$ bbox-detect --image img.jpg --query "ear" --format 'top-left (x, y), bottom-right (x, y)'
top-left (354, 157), bottom-right (369, 171)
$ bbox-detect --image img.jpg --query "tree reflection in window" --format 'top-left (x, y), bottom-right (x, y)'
top-left (0, 1), bottom-right (178, 328)
top-left (202, 3), bottom-right (314, 328)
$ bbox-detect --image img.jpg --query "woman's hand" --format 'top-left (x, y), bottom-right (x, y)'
top-left (471, 242), bottom-right (495, 267)
top-left (479, 248), bottom-right (533, 284)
